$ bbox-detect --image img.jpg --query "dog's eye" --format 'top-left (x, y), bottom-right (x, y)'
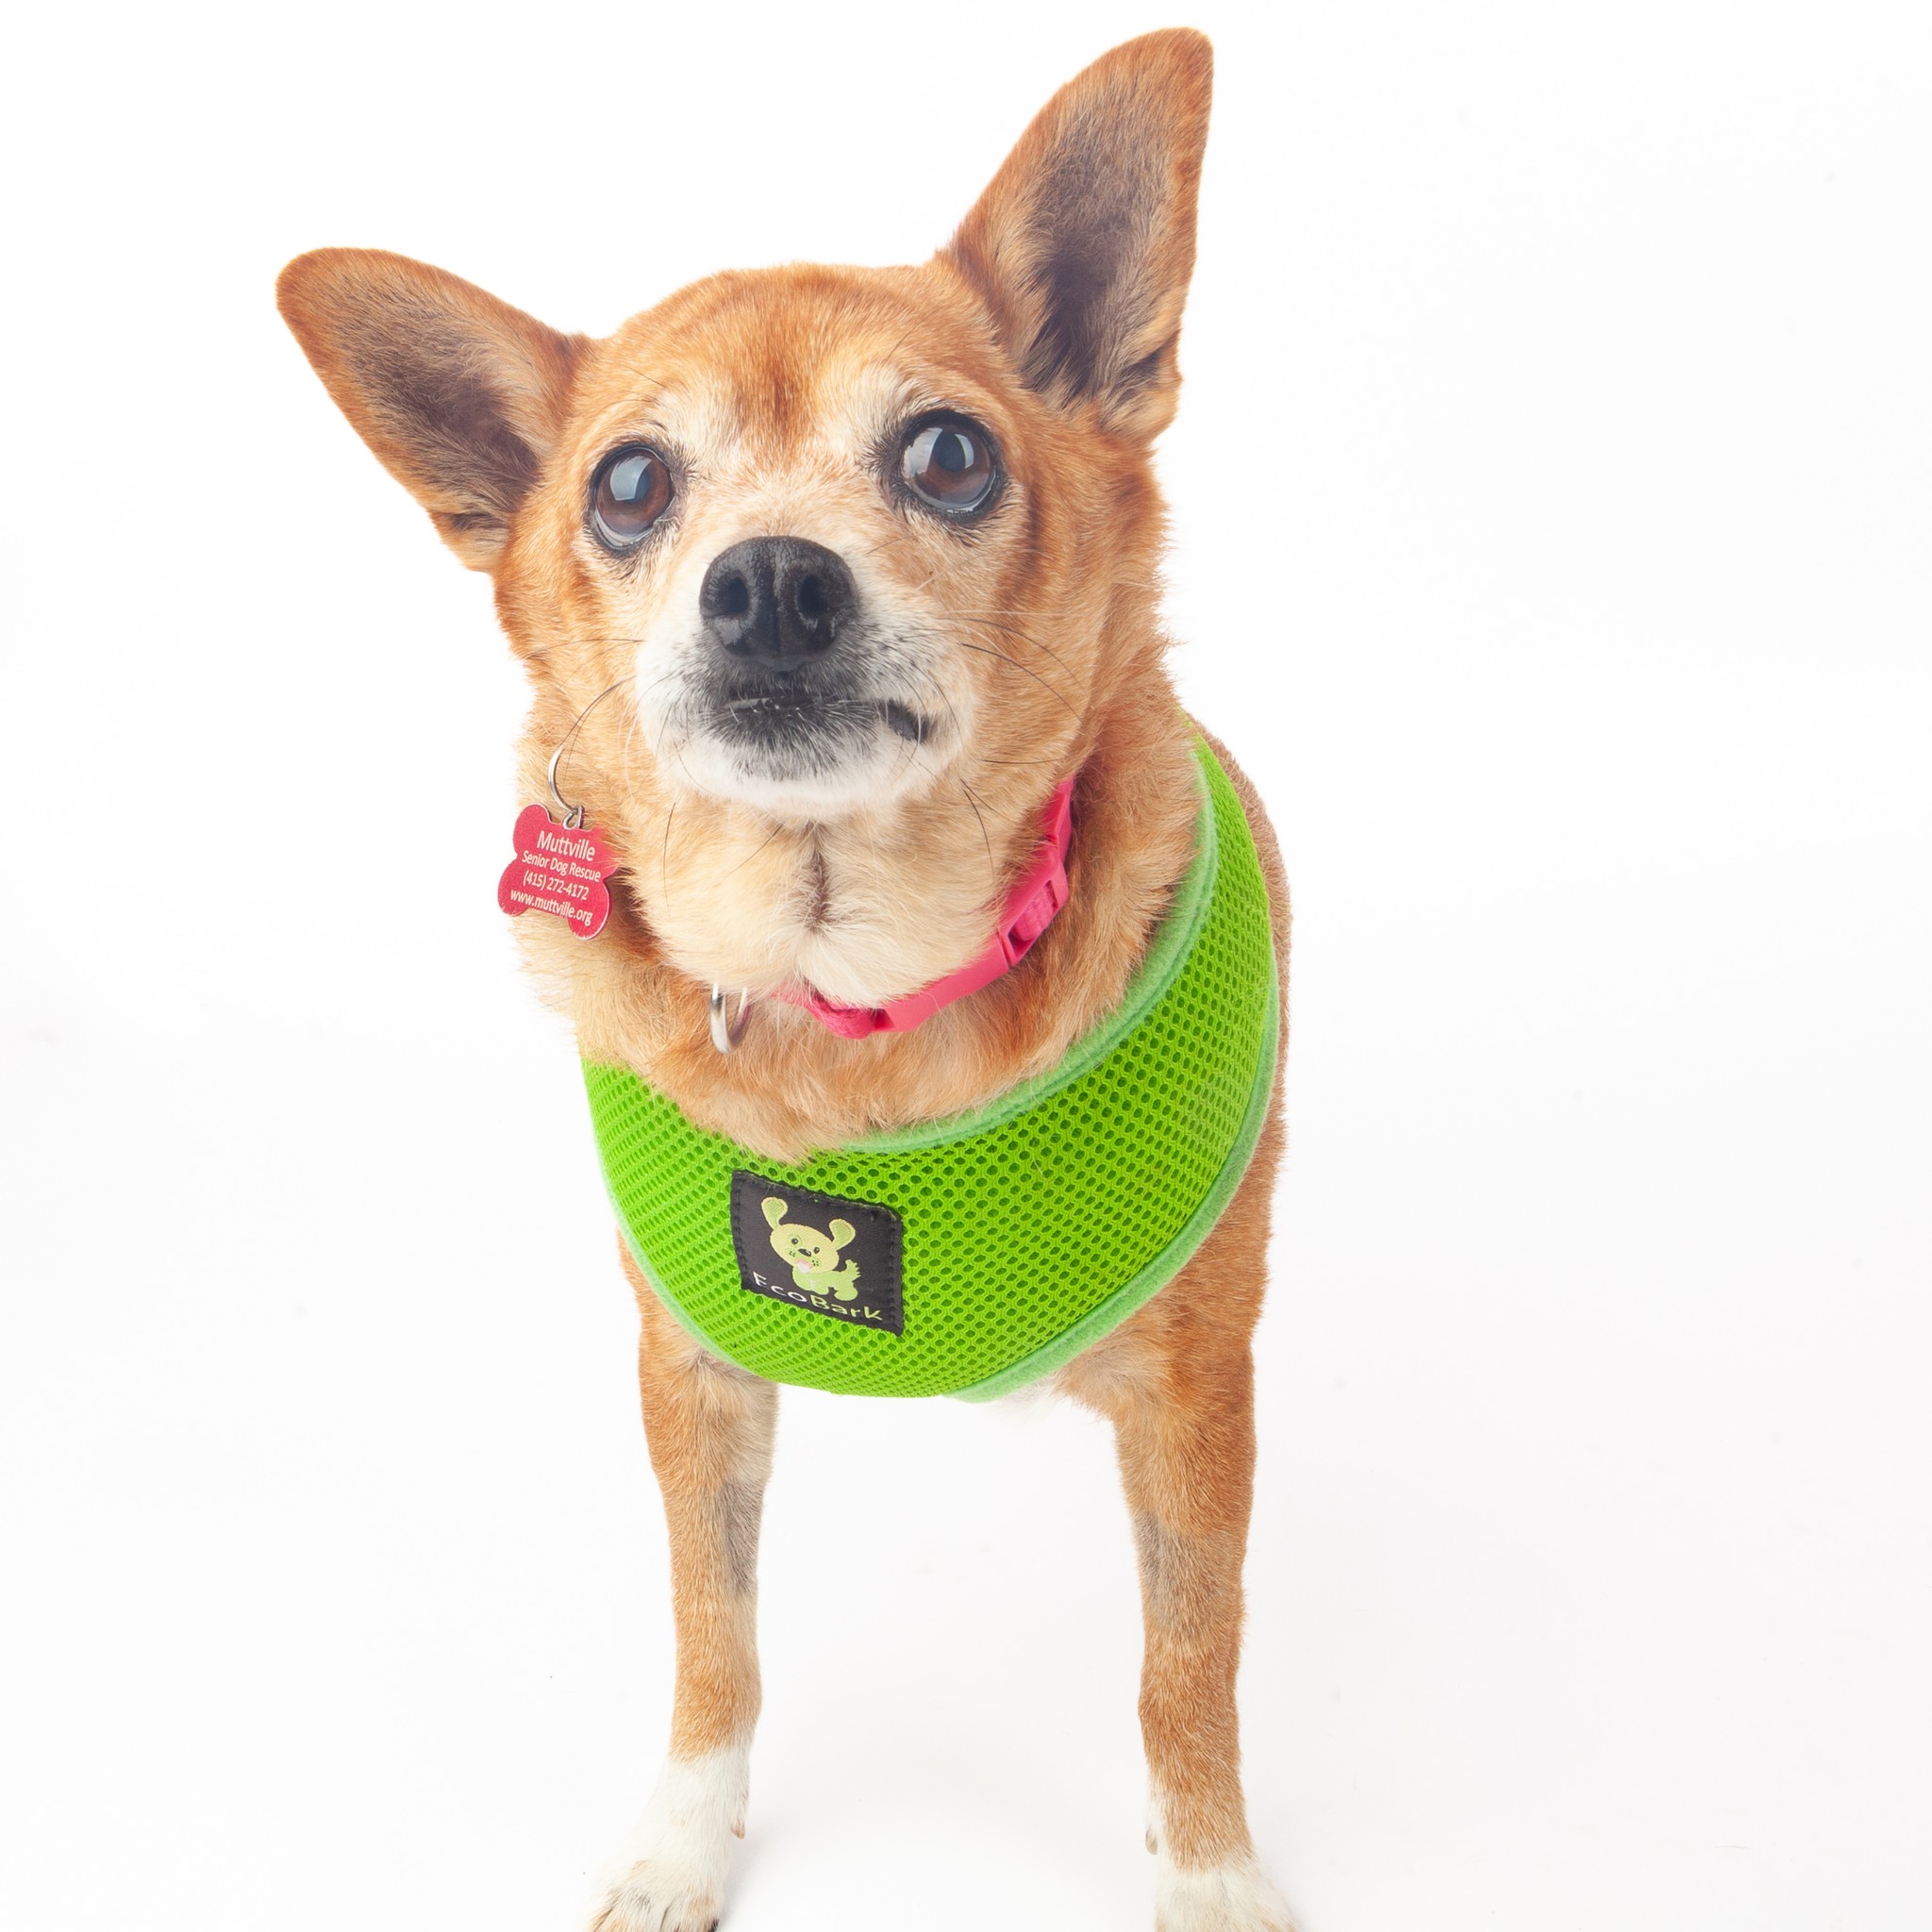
top-left (901, 418), bottom-right (996, 515)
top-left (591, 445), bottom-right (674, 549)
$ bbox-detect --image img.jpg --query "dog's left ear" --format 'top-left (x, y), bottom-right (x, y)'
top-left (941, 29), bottom-right (1212, 440)
top-left (276, 248), bottom-right (583, 570)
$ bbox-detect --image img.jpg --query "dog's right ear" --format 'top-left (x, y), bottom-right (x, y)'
top-left (941, 29), bottom-right (1213, 441)
top-left (275, 249), bottom-right (583, 571)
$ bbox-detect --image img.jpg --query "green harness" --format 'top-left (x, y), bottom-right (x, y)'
top-left (583, 741), bottom-right (1278, 1401)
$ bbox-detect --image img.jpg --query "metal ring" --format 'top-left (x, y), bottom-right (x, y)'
top-left (546, 680), bottom-right (628, 825)
top-left (709, 985), bottom-right (752, 1054)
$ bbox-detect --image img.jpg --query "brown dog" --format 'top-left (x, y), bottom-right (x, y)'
top-left (278, 28), bottom-right (1292, 1932)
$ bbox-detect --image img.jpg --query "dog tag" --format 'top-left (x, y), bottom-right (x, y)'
top-left (496, 805), bottom-right (619, 939)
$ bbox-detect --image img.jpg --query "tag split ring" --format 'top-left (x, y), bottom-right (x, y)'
top-left (709, 986), bottom-right (752, 1054)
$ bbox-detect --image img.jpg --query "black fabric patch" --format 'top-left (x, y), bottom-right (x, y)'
top-left (728, 1172), bottom-right (905, 1337)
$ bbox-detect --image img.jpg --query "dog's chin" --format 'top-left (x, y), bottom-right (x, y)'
top-left (671, 700), bottom-right (943, 821)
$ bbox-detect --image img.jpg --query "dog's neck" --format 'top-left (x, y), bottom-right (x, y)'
top-left (628, 782), bottom-right (1050, 1020)
top-left (520, 679), bottom-right (1202, 1164)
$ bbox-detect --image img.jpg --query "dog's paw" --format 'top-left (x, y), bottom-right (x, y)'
top-left (589, 1746), bottom-right (747, 1932)
top-left (589, 1855), bottom-right (725, 1932)
top-left (589, 1871), bottom-right (719, 1932)
top-left (1154, 1853), bottom-right (1296, 1932)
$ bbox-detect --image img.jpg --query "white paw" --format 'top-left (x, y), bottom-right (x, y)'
top-left (590, 1745), bottom-right (748, 1932)
top-left (1154, 1851), bottom-right (1296, 1932)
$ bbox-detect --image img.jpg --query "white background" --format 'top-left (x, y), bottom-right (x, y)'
top-left (3, 4), bottom-right (1928, 1928)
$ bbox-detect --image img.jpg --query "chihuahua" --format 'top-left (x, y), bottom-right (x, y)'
top-left (278, 27), bottom-right (1293, 1932)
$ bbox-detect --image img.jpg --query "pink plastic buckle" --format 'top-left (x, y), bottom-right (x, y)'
top-left (776, 775), bottom-right (1075, 1039)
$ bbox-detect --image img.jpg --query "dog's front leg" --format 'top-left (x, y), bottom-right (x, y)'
top-left (593, 1245), bottom-right (776, 1932)
top-left (1067, 1295), bottom-right (1294, 1932)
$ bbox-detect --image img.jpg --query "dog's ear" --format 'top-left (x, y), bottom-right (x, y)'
top-left (275, 248), bottom-right (583, 571)
top-left (941, 29), bottom-right (1212, 440)
top-left (762, 1198), bottom-right (789, 1230)
top-left (828, 1218), bottom-right (856, 1251)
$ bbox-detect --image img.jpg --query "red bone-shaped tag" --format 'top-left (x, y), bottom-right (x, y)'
top-left (496, 805), bottom-right (620, 939)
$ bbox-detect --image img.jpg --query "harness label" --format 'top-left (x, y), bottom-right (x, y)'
top-left (728, 1173), bottom-right (905, 1336)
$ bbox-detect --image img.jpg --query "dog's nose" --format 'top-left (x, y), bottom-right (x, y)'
top-left (699, 537), bottom-right (857, 663)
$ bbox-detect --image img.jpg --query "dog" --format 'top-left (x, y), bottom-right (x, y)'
top-left (277, 27), bottom-right (1294, 1931)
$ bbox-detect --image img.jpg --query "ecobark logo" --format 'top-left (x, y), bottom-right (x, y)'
top-left (728, 1173), bottom-right (905, 1335)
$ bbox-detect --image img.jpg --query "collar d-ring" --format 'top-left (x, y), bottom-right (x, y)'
top-left (709, 986), bottom-right (752, 1054)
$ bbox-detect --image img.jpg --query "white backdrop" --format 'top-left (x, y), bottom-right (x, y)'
top-left (3, 4), bottom-right (1928, 1928)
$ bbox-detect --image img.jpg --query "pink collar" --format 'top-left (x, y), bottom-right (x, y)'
top-left (774, 776), bottom-right (1075, 1040)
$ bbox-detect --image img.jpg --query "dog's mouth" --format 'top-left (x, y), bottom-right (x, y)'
top-left (710, 689), bottom-right (933, 754)
top-left (645, 630), bottom-right (964, 816)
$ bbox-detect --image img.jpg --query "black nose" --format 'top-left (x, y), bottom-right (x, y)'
top-left (699, 537), bottom-right (857, 664)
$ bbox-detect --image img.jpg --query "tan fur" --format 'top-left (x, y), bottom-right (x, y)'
top-left (279, 28), bottom-right (1292, 1927)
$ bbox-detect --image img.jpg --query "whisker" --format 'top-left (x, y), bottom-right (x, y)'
top-left (922, 606), bottom-right (1086, 620)
top-left (905, 660), bottom-right (970, 761)
top-left (720, 820), bottom-right (787, 882)
top-left (947, 639), bottom-right (1080, 721)
top-left (961, 616), bottom-right (1081, 689)
top-left (956, 775), bottom-right (996, 888)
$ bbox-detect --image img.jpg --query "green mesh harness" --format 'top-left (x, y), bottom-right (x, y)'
top-left (583, 741), bottom-right (1278, 1401)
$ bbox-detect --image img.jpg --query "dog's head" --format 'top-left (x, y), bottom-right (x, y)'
top-left (277, 30), bottom-right (1210, 1002)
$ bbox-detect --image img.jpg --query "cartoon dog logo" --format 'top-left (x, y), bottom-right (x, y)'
top-left (761, 1197), bottom-right (861, 1300)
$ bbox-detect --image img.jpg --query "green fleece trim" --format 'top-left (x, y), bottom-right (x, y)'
top-left (947, 967), bottom-right (1282, 1402)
